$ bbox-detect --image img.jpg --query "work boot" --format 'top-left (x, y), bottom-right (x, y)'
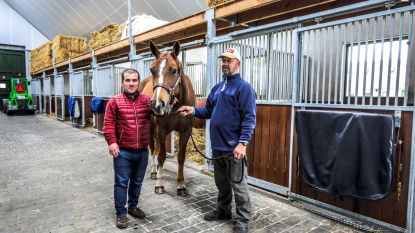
top-left (203, 209), bottom-right (232, 221)
top-left (128, 207), bottom-right (146, 219)
top-left (116, 215), bottom-right (128, 229)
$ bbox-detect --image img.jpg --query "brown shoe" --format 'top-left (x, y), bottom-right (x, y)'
top-left (128, 207), bottom-right (146, 219)
top-left (116, 215), bottom-right (128, 229)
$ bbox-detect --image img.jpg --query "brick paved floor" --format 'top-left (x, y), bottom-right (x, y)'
top-left (0, 114), bottom-right (370, 233)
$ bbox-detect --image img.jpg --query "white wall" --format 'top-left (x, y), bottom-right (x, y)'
top-left (0, 0), bottom-right (49, 50)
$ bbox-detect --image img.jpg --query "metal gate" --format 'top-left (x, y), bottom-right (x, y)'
top-left (30, 79), bottom-right (41, 112)
top-left (54, 74), bottom-right (69, 121)
top-left (291, 5), bottom-right (415, 232)
top-left (70, 71), bottom-right (92, 127)
top-left (42, 76), bottom-right (52, 115)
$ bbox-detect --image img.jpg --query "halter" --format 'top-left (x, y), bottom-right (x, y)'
top-left (152, 65), bottom-right (183, 115)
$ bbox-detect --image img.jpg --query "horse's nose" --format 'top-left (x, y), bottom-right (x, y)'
top-left (159, 100), bottom-right (165, 108)
top-left (150, 99), bottom-right (156, 109)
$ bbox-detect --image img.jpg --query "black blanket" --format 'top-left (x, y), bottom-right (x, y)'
top-left (296, 110), bottom-right (395, 200)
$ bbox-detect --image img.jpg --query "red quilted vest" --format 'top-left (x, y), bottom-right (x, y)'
top-left (103, 92), bottom-right (151, 150)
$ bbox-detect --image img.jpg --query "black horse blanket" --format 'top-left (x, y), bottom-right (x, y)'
top-left (296, 110), bottom-right (395, 200)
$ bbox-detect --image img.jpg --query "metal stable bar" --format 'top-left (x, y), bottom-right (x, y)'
top-left (299, 32), bottom-right (305, 102)
top-left (322, 28), bottom-right (327, 104)
top-left (362, 18), bottom-right (370, 106)
top-left (355, 20), bottom-right (362, 105)
top-left (386, 14), bottom-right (395, 106)
top-left (404, 10), bottom-right (414, 106)
top-left (281, 30), bottom-right (288, 100)
top-left (288, 28), bottom-right (300, 192)
top-left (395, 13), bottom-right (404, 106)
top-left (304, 31), bottom-right (311, 103)
top-left (378, 15), bottom-right (386, 105)
top-left (347, 22), bottom-right (354, 105)
top-left (288, 29), bottom-right (294, 101)
top-left (370, 17), bottom-right (378, 105)
top-left (316, 29), bottom-right (321, 104)
top-left (310, 30), bottom-right (316, 104)
top-left (340, 24), bottom-right (347, 105)
top-left (328, 27), bottom-right (334, 104)
top-left (266, 33), bottom-right (272, 101)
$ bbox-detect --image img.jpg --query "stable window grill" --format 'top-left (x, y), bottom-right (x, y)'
top-left (214, 27), bottom-right (296, 103)
top-left (298, 9), bottom-right (415, 108)
top-left (185, 62), bottom-right (206, 97)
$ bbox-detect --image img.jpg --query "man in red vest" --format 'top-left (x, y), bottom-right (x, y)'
top-left (103, 69), bottom-right (152, 229)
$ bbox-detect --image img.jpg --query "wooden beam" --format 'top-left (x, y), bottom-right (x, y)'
top-left (134, 12), bottom-right (206, 44)
top-left (235, 0), bottom-right (336, 25)
top-left (215, 0), bottom-right (280, 18)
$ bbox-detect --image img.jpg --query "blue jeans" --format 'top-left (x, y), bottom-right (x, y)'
top-left (113, 148), bottom-right (148, 217)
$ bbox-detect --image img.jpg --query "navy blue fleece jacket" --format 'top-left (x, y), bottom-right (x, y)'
top-left (194, 73), bottom-right (256, 151)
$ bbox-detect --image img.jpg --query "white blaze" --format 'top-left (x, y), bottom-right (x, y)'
top-left (155, 59), bottom-right (166, 107)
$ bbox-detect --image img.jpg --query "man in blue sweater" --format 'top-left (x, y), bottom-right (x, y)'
top-left (179, 48), bottom-right (256, 233)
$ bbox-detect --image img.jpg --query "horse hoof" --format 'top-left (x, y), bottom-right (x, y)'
top-left (150, 172), bottom-right (157, 180)
top-left (155, 186), bottom-right (165, 194)
top-left (177, 188), bottom-right (188, 196)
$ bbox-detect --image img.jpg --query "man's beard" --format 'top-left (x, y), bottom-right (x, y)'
top-left (222, 66), bottom-right (232, 78)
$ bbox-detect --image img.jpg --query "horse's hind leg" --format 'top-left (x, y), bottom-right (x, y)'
top-left (177, 127), bottom-right (191, 196)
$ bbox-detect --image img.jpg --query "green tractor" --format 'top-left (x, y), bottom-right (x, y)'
top-left (2, 78), bottom-right (36, 116)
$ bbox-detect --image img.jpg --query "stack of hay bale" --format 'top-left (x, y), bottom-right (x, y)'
top-left (30, 42), bottom-right (52, 73)
top-left (52, 35), bottom-right (87, 64)
top-left (206, 0), bottom-right (234, 7)
top-left (89, 23), bottom-right (124, 50)
top-left (30, 35), bottom-right (87, 73)
top-left (174, 128), bottom-right (206, 164)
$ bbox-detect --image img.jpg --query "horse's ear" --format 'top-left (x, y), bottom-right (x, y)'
top-left (149, 40), bottom-right (160, 58)
top-left (173, 41), bottom-right (181, 58)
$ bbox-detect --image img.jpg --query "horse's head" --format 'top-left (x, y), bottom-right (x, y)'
top-left (149, 40), bottom-right (183, 116)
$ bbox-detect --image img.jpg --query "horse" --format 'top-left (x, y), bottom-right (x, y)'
top-left (139, 40), bottom-right (196, 196)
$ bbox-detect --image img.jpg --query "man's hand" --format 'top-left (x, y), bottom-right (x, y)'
top-left (109, 143), bottom-right (120, 157)
top-left (178, 106), bottom-right (194, 117)
top-left (233, 143), bottom-right (247, 160)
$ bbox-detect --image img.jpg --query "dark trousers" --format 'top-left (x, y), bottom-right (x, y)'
top-left (213, 150), bottom-right (251, 228)
top-left (113, 148), bottom-right (148, 217)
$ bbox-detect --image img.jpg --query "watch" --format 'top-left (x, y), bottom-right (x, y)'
top-left (241, 142), bottom-right (248, 146)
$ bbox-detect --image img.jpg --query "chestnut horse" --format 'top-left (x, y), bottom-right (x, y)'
top-left (139, 40), bottom-right (195, 195)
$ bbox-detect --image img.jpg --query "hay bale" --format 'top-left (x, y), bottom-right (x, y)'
top-left (174, 128), bottom-right (206, 164)
top-left (30, 42), bottom-right (52, 73)
top-left (205, 0), bottom-right (234, 7)
top-left (52, 35), bottom-right (87, 64)
top-left (89, 23), bottom-right (124, 50)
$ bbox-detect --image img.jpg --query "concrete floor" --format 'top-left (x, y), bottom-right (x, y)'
top-left (0, 114), bottom-right (371, 233)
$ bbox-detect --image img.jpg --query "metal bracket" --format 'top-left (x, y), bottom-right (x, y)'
top-left (394, 110), bottom-right (401, 128)
top-left (314, 17), bottom-right (323, 24)
top-left (385, 1), bottom-right (397, 10)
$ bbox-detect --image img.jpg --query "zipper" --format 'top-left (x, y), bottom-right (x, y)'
top-left (133, 98), bottom-right (139, 149)
top-left (119, 129), bottom-right (125, 143)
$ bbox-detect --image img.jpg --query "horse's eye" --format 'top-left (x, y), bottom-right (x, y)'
top-left (171, 69), bottom-right (177, 75)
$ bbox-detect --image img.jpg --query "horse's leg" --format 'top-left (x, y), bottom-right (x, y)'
top-left (149, 119), bottom-right (158, 180)
top-left (155, 129), bottom-right (167, 194)
top-left (177, 127), bottom-right (191, 196)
